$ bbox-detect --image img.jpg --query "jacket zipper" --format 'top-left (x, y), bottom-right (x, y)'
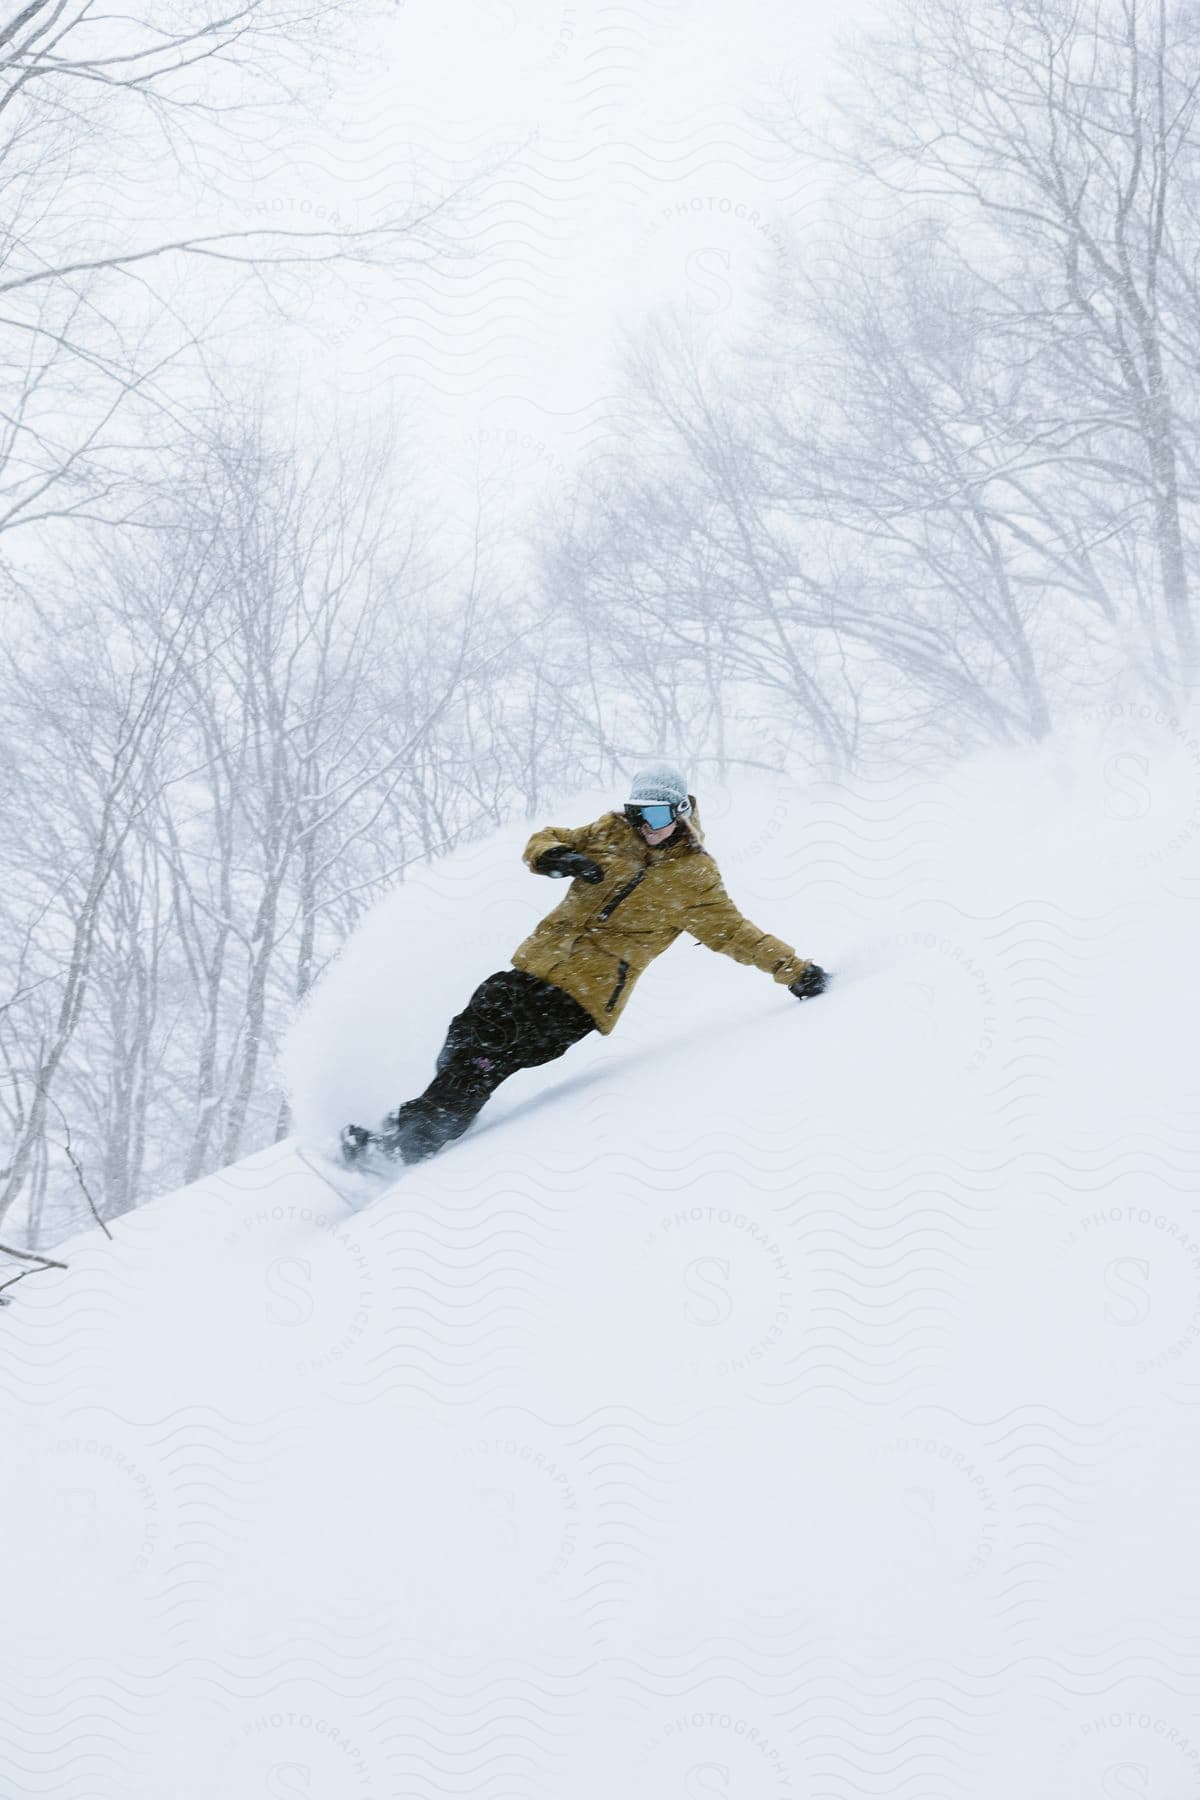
top-left (605, 959), bottom-right (631, 1012)
top-left (596, 869), bottom-right (646, 922)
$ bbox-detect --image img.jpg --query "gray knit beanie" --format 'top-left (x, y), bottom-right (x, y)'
top-left (627, 763), bottom-right (690, 809)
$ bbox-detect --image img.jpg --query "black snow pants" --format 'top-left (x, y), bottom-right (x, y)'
top-left (386, 967), bottom-right (597, 1158)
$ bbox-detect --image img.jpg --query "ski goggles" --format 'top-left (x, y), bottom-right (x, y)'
top-left (623, 798), bottom-right (691, 830)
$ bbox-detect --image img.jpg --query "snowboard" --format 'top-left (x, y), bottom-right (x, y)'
top-left (294, 1139), bottom-right (407, 1212)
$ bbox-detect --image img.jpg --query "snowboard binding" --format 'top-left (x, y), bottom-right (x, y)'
top-left (340, 1107), bottom-right (448, 1169)
top-left (340, 1123), bottom-right (382, 1168)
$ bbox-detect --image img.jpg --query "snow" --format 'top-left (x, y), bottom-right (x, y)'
top-left (3, 707), bottom-right (1200, 1798)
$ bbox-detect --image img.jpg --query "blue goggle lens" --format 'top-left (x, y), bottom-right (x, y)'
top-left (626, 803), bottom-right (675, 829)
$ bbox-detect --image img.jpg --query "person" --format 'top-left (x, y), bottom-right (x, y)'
top-left (341, 763), bottom-right (829, 1167)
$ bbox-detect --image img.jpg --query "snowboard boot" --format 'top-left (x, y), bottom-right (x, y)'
top-left (340, 1123), bottom-right (377, 1168)
top-left (379, 1083), bottom-right (487, 1163)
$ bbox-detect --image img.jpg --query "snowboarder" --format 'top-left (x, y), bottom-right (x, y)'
top-left (341, 763), bottom-right (829, 1166)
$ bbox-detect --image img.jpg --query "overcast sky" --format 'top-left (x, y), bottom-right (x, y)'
top-left (204, 0), bottom-right (869, 513)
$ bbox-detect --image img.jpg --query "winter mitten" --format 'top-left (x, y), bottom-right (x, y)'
top-left (789, 963), bottom-right (829, 999)
top-left (534, 846), bottom-right (604, 883)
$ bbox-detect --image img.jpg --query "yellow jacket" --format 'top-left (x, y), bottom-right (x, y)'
top-left (511, 799), bottom-right (813, 1033)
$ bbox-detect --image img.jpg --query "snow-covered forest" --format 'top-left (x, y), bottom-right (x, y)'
top-left (1, 0), bottom-right (1198, 1250)
top-left (5, 6), bottom-right (1200, 1796)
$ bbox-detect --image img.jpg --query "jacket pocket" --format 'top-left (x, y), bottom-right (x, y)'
top-left (604, 959), bottom-right (631, 1012)
top-left (597, 870), bottom-right (645, 922)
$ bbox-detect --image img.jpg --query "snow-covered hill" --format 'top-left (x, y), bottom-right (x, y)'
top-left (4, 703), bottom-right (1200, 1799)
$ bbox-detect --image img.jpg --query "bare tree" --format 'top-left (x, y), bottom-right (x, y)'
top-left (0, 557), bottom-right (213, 1232)
top-left (0, 399), bottom-right (586, 1246)
top-left (538, 317), bottom-right (862, 774)
top-left (0, 0), bottom-right (478, 541)
top-left (773, 0), bottom-right (1200, 683)
top-left (750, 224), bottom-right (1067, 747)
top-left (552, 0), bottom-right (1200, 762)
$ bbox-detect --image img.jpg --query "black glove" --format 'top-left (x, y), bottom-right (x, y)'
top-left (533, 845), bottom-right (604, 884)
top-left (789, 963), bottom-right (829, 999)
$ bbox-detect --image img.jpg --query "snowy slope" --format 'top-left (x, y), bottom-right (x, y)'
top-left (4, 704), bottom-right (1200, 1800)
